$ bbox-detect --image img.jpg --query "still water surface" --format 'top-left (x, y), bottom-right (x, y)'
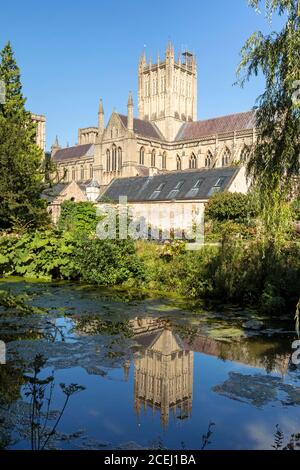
top-left (0, 280), bottom-right (299, 450)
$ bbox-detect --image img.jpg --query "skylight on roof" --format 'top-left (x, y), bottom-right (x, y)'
top-left (174, 181), bottom-right (184, 190)
top-left (208, 186), bottom-right (221, 196)
top-left (215, 176), bottom-right (227, 187)
top-left (167, 189), bottom-right (179, 199)
top-left (149, 182), bottom-right (165, 200)
top-left (166, 181), bottom-right (184, 199)
top-left (149, 191), bottom-right (161, 200)
top-left (194, 179), bottom-right (204, 188)
top-left (207, 175), bottom-right (227, 197)
top-left (185, 178), bottom-right (204, 198)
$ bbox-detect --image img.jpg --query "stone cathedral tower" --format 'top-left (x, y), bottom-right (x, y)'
top-left (138, 42), bottom-right (197, 141)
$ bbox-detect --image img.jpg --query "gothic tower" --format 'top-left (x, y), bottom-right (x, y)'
top-left (138, 42), bottom-right (197, 141)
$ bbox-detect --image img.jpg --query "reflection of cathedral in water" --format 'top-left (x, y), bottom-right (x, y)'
top-left (125, 316), bottom-right (291, 428)
top-left (130, 318), bottom-right (193, 427)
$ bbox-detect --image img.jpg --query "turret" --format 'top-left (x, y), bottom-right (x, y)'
top-left (127, 91), bottom-right (134, 132)
top-left (139, 50), bottom-right (146, 69)
top-left (51, 135), bottom-right (60, 156)
top-left (166, 41), bottom-right (174, 61)
top-left (86, 178), bottom-right (100, 202)
top-left (98, 98), bottom-right (104, 135)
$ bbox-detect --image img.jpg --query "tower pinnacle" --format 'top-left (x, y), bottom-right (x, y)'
top-left (98, 98), bottom-right (104, 135)
top-left (127, 91), bottom-right (134, 131)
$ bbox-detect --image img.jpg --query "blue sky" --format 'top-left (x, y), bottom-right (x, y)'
top-left (1, 0), bottom-right (284, 150)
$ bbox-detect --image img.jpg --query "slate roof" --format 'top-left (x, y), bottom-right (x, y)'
top-left (41, 183), bottom-right (68, 203)
top-left (52, 144), bottom-right (94, 162)
top-left (100, 167), bottom-right (240, 203)
top-left (118, 114), bottom-right (163, 140)
top-left (134, 331), bottom-right (162, 350)
top-left (176, 110), bottom-right (256, 141)
top-left (77, 179), bottom-right (107, 196)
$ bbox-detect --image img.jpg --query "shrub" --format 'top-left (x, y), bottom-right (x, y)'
top-left (0, 231), bottom-right (80, 280)
top-left (138, 239), bottom-right (300, 315)
top-left (58, 201), bottom-right (102, 235)
top-left (199, 240), bottom-right (300, 314)
top-left (76, 237), bottom-right (145, 286)
top-left (159, 240), bottom-right (187, 262)
top-left (0, 230), bottom-right (145, 286)
top-left (205, 192), bottom-right (257, 223)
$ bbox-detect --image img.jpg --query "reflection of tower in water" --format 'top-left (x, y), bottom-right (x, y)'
top-left (133, 324), bottom-right (193, 428)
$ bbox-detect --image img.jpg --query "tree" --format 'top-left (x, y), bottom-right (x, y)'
top-left (0, 42), bottom-right (48, 230)
top-left (238, 0), bottom-right (300, 191)
top-left (237, 0), bottom-right (300, 244)
top-left (205, 192), bottom-right (256, 222)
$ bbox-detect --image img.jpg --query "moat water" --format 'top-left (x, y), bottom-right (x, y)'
top-left (0, 279), bottom-right (299, 450)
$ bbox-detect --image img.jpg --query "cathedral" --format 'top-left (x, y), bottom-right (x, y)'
top-left (51, 42), bottom-right (256, 188)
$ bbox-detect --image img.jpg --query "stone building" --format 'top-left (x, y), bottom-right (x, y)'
top-left (98, 166), bottom-right (248, 240)
top-left (41, 180), bottom-right (89, 224)
top-left (31, 113), bottom-right (46, 151)
top-left (51, 43), bottom-right (256, 188)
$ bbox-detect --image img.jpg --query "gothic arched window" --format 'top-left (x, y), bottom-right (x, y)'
top-left (139, 147), bottom-right (145, 165)
top-left (72, 167), bottom-right (75, 181)
top-left (221, 148), bottom-right (231, 167)
top-left (176, 155), bottom-right (182, 170)
top-left (205, 150), bottom-right (213, 168)
top-left (106, 149), bottom-right (110, 172)
top-left (112, 144), bottom-right (117, 171)
top-left (189, 154), bottom-right (197, 169)
top-left (63, 168), bottom-right (68, 182)
top-left (162, 152), bottom-right (167, 169)
top-left (240, 145), bottom-right (250, 163)
top-left (118, 147), bottom-right (122, 170)
top-left (80, 165), bottom-right (85, 181)
top-left (151, 149), bottom-right (156, 167)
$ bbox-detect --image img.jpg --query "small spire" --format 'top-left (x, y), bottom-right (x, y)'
top-left (127, 90), bottom-right (133, 107)
top-left (98, 98), bottom-right (104, 114)
top-left (140, 49), bottom-right (146, 64)
top-left (123, 361), bottom-right (130, 382)
top-left (51, 135), bottom-right (60, 155)
top-left (166, 40), bottom-right (174, 55)
top-left (127, 91), bottom-right (134, 132)
top-left (178, 48), bottom-right (182, 65)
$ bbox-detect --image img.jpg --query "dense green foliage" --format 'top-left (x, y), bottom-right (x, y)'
top-left (0, 225), bottom-right (298, 314)
top-left (205, 192), bottom-right (256, 223)
top-left (0, 42), bottom-right (48, 230)
top-left (76, 237), bottom-right (145, 285)
top-left (58, 201), bottom-right (102, 235)
top-left (237, 0), bottom-right (300, 245)
top-left (0, 200), bottom-right (145, 285)
top-left (238, 0), bottom-right (300, 192)
top-left (292, 197), bottom-right (300, 220)
top-left (137, 240), bottom-right (300, 314)
top-left (204, 192), bottom-right (258, 242)
top-left (0, 231), bottom-right (79, 280)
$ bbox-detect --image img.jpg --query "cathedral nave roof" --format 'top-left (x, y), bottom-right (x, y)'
top-left (175, 110), bottom-right (256, 142)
